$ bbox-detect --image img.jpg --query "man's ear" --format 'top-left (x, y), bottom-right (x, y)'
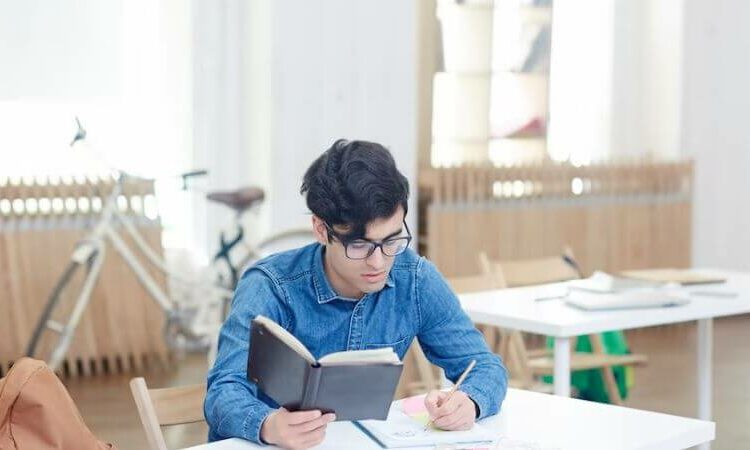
top-left (311, 215), bottom-right (329, 245)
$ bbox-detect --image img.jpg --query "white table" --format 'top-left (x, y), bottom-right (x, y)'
top-left (458, 268), bottom-right (750, 450)
top-left (181, 388), bottom-right (714, 450)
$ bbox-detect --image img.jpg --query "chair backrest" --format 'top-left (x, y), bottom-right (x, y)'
top-left (445, 272), bottom-right (506, 293)
top-left (129, 377), bottom-right (206, 450)
top-left (397, 271), bottom-right (507, 398)
top-left (478, 248), bottom-right (581, 288)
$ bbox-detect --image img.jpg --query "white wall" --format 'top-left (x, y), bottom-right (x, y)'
top-left (548, 0), bottom-right (614, 164)
top-left (609, 0), bottom-right (683, 159)
top-left (192, 1), bottom-right (419, 254)
top-left (548, 0), bottom-right (683, 163)
top-left (682, 0), bottom-right (750, 271)
top-left (192, 0), bottom-right (254, 260)
top-left (244, 0), bottom-right (419, 239)
top-left (0, 1), bottom-right (121, 101)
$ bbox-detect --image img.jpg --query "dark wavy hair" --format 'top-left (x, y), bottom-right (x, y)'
top-left (300, 139), bottom-right (410, 240)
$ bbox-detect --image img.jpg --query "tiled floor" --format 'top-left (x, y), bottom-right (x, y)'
top-left (65, 315), bottom-right (750, 450)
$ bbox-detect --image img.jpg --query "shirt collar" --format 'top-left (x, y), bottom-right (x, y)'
top-left (312, 243), bottom-right (395, 304)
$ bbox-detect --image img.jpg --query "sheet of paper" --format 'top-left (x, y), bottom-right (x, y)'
top-left (399, 394), bottom-right (434, 429)
top-left (357, 395), bottom-right (495, 448)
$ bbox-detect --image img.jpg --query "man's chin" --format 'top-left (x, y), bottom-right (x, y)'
top-left (361, 281), bottom-right (387, 293)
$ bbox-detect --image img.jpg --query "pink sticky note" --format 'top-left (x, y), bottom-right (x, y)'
top-left (400, 394), bottom-right (427, 415)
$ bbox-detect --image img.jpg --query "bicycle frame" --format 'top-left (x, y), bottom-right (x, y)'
top-left (27, 174), bottom-right (234, 370)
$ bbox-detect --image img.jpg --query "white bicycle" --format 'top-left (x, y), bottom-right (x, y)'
top-left (26, 123), bottom-right (313, 370)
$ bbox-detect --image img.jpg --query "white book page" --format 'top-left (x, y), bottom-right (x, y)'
top-left (253, 315), bottom-right (315, 364)
top-left (357, 397), bottom-right (494, 448)
top-left (318, 348), bottom-right (400, 366)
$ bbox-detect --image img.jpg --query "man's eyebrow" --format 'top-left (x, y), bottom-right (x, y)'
top-left (365, 227), bottom-right (403, 241)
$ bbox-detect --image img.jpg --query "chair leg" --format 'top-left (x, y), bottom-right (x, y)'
top-left (589, 334), bottom-right (623, 405)
top-left (509, 331), bottom-right (535, 388)
top-left (478, 325), bottom-right (497, 351)
top-left (411, 341), bottom-right (439, 392)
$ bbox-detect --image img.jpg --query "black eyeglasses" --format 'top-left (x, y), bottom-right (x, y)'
top-left (325, 221), bottom-right (412, 260)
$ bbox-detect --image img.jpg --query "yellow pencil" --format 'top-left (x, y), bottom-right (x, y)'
top-left (424, 359), bottom-right (477, 431)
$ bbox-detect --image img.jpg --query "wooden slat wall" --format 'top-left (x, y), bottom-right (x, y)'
top-left (419, 160), bottom-right (693, 277)
top-left (0, 176), bottom-right (170, 377)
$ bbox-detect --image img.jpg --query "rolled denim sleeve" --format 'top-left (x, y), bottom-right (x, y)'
top-left (204, 268), bottom-right (290, 444)
top-left (415, 259), bottom-right (508, 419)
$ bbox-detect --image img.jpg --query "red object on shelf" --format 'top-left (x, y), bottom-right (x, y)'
top-left (498, 117), bottom-right (546, 139)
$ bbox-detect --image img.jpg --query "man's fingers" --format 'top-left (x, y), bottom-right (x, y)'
top-left (434, 410), bottom-right (462, 429)
top-left (424, 390), bottom-right (447, 415)
top-left (424, 390), bottom-right (443, 406)
top-left (434, 401), bottom-right (473, 430)
top-left (291, 413), bottom-right (336, 432)
top-left (433, 394), bottom-right (463, 418)
top-left (297, 426), bottom-right (327, 448)
top-left (286, 409), bottom-right (323, 425)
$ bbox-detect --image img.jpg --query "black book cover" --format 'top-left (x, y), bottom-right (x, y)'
top-left (247, 319), bottom-right (403, 421)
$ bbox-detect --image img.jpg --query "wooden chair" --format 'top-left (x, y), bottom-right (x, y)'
top-left (445, 272), bottom-right (507, 363)
top-left (129, 377), bottom-right (206, 450)
top-left (396, 273), bottom-right (502, 398)
top-left (477, 250), bottom-right (647, 405)
top-left (396, 341), bottom-right (442, 398)
top-left (446, 270), bottom-right (556, 393)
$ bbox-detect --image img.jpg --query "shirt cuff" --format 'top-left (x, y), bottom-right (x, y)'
top-left (469, 397), bottom-right (480, 418)
top-left (460, 385), bottom-right (491, 420)
top-left (243, 404), bottom-right (274, 445)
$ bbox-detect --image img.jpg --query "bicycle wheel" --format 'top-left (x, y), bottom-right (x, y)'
top-left (26, 260), bottom-right (81, 358)
top-left (215, 228), bottom-right (314, 320)
top-left (26, 246), bottom-right (104, 371)
top-left (239, 228), bottom-right (315, 271)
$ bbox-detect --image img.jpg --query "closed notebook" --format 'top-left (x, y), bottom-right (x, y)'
top-left (565, 290), bottom-right (690, 311)
top-left (567, 271), bottom-right (665, 293)
top-left (620, 269), bottom-right (726, 286)
top-left (247, 315), bottom-right (404, 421)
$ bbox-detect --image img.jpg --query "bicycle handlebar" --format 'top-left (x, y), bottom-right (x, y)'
top-left (180, 169), bottom-right (209, 190)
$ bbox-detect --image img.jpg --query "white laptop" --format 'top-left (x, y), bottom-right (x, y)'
top-left (565, 289), bottom-right (690, 311)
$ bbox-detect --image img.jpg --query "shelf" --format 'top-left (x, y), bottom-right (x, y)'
top-left (489, 138), bottom-right (548, 166)
top-left (491, 71), bottom-right (549, 80)
top-left (490, 136), bottom-right (546, 142)
top-left (520, 5), bottom-right (553, 24)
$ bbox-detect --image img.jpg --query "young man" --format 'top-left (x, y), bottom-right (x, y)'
top-left (205, 140), bottom-right (507, 449)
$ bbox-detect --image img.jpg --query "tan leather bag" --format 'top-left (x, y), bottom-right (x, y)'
top-left (0, 358), bottom-right (117, 450)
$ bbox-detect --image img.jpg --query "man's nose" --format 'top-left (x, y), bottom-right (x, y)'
top-left (366, 246), bottom-right (386, 268)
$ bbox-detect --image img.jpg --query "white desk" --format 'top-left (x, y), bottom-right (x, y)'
top-left (459, 269), bottom-right (750, 450)
top-left (181, 388), bottom-right (714, 450)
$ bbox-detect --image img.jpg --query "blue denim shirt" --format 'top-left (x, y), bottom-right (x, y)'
top-left (204, 243), bottom-right (508, 444)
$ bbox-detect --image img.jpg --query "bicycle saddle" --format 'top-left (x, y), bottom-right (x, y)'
top-left (206, 187), bottom-right (265, 213)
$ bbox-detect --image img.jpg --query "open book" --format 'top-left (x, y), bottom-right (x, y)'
top-left (356, 394), bottom-right (495, 448)
top-left (247, 315), bottom-right (403, 421)
top-left (253, 315), bottom-right (400, 366)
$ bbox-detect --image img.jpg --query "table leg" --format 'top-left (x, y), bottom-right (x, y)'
top-left (697, 318), bottom-right (713, 450)
top-left (554, 336), bottom-right (571, 397)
